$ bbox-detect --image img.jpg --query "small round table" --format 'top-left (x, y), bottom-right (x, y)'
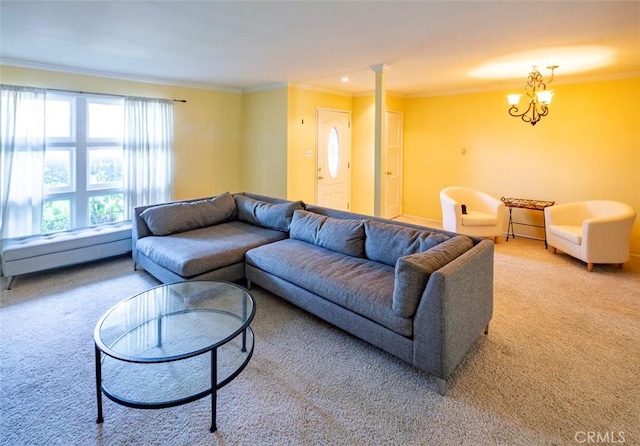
top-left (94, 281), bottom-right (255, 432)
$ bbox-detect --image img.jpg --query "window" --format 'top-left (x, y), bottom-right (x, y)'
top-left (2, 85), bottom-right (172, 240)
top-left (327, 126), bottom-right (340, 179)
top-left (43, 93), bottom-right (125, 232)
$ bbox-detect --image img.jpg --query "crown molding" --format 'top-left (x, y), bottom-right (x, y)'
top-left (551, 70), bottom-right (640, 86)
top-left (406, 71), bottom-right (640, 98)
top-left (370, 63), bottom-right (392, 73)
top-left (0, 58), bottom-right (243, 94)
top-left (241, 82), bottom-right (289, 94)
top-left (287, 82), bottom-right (354, 97)
top-left (353, 89), bottom-right (406, 98)
top-left (3, 58), bottom-right (636, 99)
top-left (243, 81), bottom-right (356, 98)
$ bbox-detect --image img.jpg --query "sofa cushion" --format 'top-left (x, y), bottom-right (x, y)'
top-left (461, 211), bottom-right (498, 226)
top-left (136, 221), bottom-right (287, 277)
top-left (364, 220), bottom-right (450, 266)
top-left (548, 224), bottom-right (582, 245)
top-left (392, 235), bottom-right (474, 318)
top-left (246, 239), bottom-right (412, 336)
top-left (290, 210), bottom-right (366, 258)
top-left (140, 192), bottom-right (237, 236)
top-left (234, 195), bottom-right (304, 232)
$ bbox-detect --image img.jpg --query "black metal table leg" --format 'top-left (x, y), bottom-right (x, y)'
top-left (210, 349), bottom-right (217, 433)
top-left (157, 316), bottom-right (163, 348)
top-left (95, 344), bottom-right (104, 424)
top-left (241, 297), bottom-right (247, 352)
top-left (506, 207), bottom-right (515, 241)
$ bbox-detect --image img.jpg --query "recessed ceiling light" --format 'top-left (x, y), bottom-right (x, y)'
top-left (341, 77), bottom-right (349, 82)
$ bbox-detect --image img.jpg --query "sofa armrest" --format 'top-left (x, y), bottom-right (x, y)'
top-left (439, 192), bottom-right (462, 233)
top-left (132, 205), bottom-right (153, 263)
top-left (393, 235), bottom-right (474, 318)
top-left (412, 239), bottom-right (494, 380)
top-left (582, 213), bottom-right (635, 262)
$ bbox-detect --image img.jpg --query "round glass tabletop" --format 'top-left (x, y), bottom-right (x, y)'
top-left (94, 281), bottom-right (255, 363)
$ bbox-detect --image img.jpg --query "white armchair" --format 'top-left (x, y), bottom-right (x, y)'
top-left (440, 186), bottom-right (505, 242)
top-left (544, 200), bottom-right (636, 271)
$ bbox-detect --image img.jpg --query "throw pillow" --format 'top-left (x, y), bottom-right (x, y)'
top-left (364, 220), bottom-right (450, 266)
top-left (234, 195), bottom-right (304, 232)
top-left (392, 235), bottom-right (473, 318)
top-left (234, 194), bottom-right (259, 225)
top-left (140, 192), bottom-right (237, 236)
top-left (290, 210), bottom-right (366, 258)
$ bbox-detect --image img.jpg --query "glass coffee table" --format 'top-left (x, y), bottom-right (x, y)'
top-left (94, 281), bottom-right (255, 432)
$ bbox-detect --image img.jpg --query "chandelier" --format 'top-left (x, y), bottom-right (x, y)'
top-left (507, 65), bottom-right (558, 126)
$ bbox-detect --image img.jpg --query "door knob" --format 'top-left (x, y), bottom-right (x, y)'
top-left (385, 171), bottom-right (392, 175)
top-left (318, 176), bottom-right (324, 180)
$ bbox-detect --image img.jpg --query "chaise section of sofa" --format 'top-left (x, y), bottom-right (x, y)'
top-left (132, 192), bottom-right (304, 283)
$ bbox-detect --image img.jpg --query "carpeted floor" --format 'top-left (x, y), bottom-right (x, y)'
top-left (1, 237), bottom-right (638, 445)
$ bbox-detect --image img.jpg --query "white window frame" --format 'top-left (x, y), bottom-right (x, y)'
top-left (43, 92), bottom-right (125, 230)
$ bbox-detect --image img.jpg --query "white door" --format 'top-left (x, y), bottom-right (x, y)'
top-left (317, 109), bottom-right (351, 210)
top-left (383, 111), bottom-right (403, 218)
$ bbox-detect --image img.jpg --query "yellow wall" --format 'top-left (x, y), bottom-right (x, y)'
top-left (351, 95), bottom-right (375, 214)
top-left (350, 93), bottom-right (406, 215)
top-left (285, 87), bottom-right (405, 214)
top-left (287, 86), bottom-right (352, 203)
top-left (3, 66), bottom-right (638, 254)
top-left (0, 65), bottom-right (243, 200)
top-left (240, 87), bottom-right (288, 198)
top-left (386, 93), bottom-right (406, 114)
top-left (404, 77), bottom-right (640, 254)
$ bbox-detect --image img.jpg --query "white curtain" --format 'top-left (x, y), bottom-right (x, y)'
top-left (0, 85), bottom-right (46, 239)
top-left (123, 97), bottom-right (173, 218)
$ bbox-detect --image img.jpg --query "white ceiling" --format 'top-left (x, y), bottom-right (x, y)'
top-left (1, 1), bottom-right (639, 96)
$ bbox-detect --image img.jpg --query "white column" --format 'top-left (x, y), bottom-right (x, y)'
top-left (370, 64), bottom-right (391, 217)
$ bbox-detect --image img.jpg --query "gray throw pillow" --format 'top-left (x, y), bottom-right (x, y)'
top-left (392, 235), bottom-right (473, 318)
top-left (234, 195), bottom-right (304, 232)
top-left (234, 194), bottom-right (259, 225)
top-left (140, 192), bottom-right (237, 236)
top-left (364, 220), bottom-right (450, 266)
top-left (290, 210), bottom-right (366, 258)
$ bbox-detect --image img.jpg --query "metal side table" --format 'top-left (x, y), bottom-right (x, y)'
top-left (501, 197), bottom-right (555, 248)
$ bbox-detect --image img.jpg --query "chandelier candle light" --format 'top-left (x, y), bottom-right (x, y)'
top-left (507, 65), bottom-right (558, 126)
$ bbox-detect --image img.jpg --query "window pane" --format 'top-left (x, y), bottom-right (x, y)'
top-left (46, 99), bottom-right (72, 138)
top-left (88, 102), bottom-right (124, 139)
top-left (88, 147), bottom-right (123, 186)
top-left (327, 127), bottom-right (340, 179)
top-left (89, 194), bottom-right (124, 225)
top-left (44, 149), bottom-right (72, 188)
top-left (42, 200), bottom-right (71, 233)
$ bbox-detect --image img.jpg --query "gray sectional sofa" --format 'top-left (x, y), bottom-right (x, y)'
top-left (133, 192), bottom-right (494, 394)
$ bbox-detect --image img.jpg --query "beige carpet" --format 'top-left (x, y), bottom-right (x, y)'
top-left (0, 237), bottom-right (638, 445)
